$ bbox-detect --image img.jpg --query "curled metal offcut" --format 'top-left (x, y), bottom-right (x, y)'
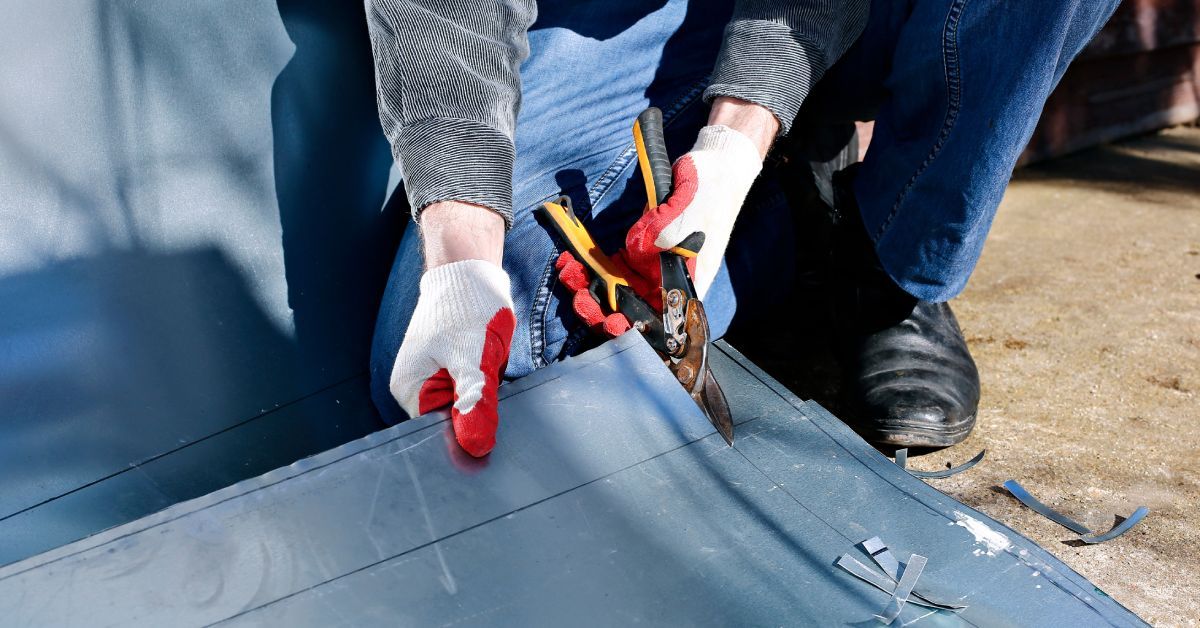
top-left (836, 555), bottom-right (959, 613)
top-left (894, 449), bottom-right (986, 479)
top-left (1001, 480), bottom-right (1149, 544)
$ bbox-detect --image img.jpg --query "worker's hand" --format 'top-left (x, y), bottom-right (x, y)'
top-left (555, 248), bottom-right (645, 337)
top-left (555, 123), bottom-right (763, 337)
top-left (389, 261), bottom-right (515, 458)
top-left (624, 123), bottom-right (763, 298)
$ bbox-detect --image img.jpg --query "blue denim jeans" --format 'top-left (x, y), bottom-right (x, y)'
top-left (370, 0), bottom-right (1119, 423)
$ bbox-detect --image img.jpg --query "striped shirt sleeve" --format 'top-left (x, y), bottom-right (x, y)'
top-left (365, 0), bottom-right (537, 228)
top-left (705, 0), bottom-right (869, 135)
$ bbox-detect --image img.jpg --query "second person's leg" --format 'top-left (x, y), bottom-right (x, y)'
top-left (799, 0), bottom-right (1121, 446)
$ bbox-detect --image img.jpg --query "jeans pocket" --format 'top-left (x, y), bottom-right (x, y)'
top-left (589, 79), bottom-right (709, 210)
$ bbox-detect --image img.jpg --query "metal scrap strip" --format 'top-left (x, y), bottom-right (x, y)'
top-left (1003, 480), bottom-right (1149, 544)
top-left (863, 536), bottom-right (902, 576)
top-left (875, 554), bottom-right (927, 624)
top-left (834, 555), bottom-right (961, 612)
top-left (1001, 480), bottom-right (1093, 535)
top-left (907, 450), bottom-right (986, 479)
top-left (861, 537), bottom-right (967, 611)
top-left (893, 449), bottom-right (985, 479)
top-left (1079, 507), bottom-right (1150, 544)
top-left (838, 554), bottom-right (901, 593)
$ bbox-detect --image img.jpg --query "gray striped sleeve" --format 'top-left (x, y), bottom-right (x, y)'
top-left (705, 0), bottom-right (869, 135)
top-left (366, 0), bottom-right (537, 228)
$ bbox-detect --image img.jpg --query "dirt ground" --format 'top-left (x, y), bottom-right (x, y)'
top-left (736, 125), bottom-right (1200, 625)
top-left (937, 125), bottom-right (1200, 625)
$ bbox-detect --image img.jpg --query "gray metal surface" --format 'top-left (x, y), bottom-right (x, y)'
top-left (0, 1), bottom-right (398, 565)
top-left (0, 333), bottom-right (1146, 627)
top-left (0, 3), bottom-right (1150, 624)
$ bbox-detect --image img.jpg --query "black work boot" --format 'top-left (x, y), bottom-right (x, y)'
top-left (829, 166), bottom-right (980, 448)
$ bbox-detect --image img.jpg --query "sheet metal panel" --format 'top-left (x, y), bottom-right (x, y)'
top-left (0, 377), bottom-right (379, 567)
top-left (0, 0), bottom-right (396, 554)
top-left (0, 334), bottom-right (1146, 627)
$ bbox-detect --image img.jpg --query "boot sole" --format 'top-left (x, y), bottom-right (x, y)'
top-left (856, 413), bottom-right (977, 449)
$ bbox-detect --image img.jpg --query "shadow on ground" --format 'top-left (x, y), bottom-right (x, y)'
top-left (1023, 125), bottom-right (1200, 197)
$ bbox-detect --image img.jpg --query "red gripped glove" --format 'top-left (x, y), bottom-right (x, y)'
top-left (389, 260), bottom-right (516, 457)
top-left (556, 124), bottom-right (762, 336)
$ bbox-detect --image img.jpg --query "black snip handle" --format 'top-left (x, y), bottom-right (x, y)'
top-left (634, 108), bottom-right (705, 259)
top-left (635, 107), bottom-right (673, 208)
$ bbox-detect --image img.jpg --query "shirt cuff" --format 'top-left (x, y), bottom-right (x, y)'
top-left (397, 117), bottom-right (515, 229)
top-left (703, 19), bottom-right (828, 136)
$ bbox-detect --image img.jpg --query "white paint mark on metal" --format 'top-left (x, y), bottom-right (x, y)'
top-left (954, 512), bottom-right (1012, 557)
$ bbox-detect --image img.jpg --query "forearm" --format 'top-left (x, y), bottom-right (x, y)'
top-left (705, 0), bottom-right (869, 135)
top-left (707, 96), bottom-right (780, 160)
top-left (419, 201), bottom-right (506, 269)
top-left (366, 0), bottom-right (537, 226)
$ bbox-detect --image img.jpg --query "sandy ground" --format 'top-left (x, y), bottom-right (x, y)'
top-left (736, 125), bottom-right (1200, 625)
top-left (938, 125), bottom-right (1200, 625)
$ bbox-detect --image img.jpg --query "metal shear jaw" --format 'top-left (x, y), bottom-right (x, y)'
top-left (664, 297), bottom-right (735, 445)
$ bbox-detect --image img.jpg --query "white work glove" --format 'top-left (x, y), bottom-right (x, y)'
top-left (389, 260), bottom-right (515, 457)
top-left (625, 124), bottom-right (763, 298)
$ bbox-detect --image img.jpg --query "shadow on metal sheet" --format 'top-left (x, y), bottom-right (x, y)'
top-left (0, 0), bottom-right (403, 564)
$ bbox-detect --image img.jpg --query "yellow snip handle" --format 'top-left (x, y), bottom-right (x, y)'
top-left (538, 198), bottom-right (630, 312)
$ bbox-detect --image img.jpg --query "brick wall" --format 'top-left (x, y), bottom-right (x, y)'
top-left (1023, 0), bottom-right (1200, 163)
